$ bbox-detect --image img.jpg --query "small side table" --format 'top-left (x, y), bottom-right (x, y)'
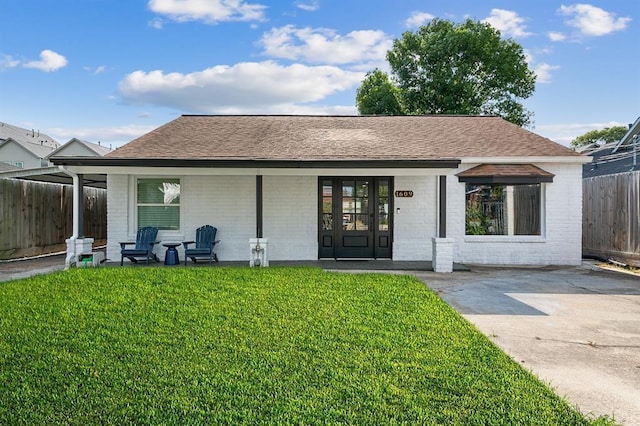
top-left (162, 243), bottom-right (181, 266)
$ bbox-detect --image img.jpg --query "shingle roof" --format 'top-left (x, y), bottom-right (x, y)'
top-left (106, 115), bottom-right (581, 161)
top-left (0, 137), bottom-right (56, 159)
top-left (583, 143), bottom-right (639, 178)
top-left (0, 122), bottom-right (59, 149)
top-left (0, 161), bottom-right (20, 172)
top-left (457, 163), bottom-right (555, 183)
top-left (457, 164), bottom-right (555, 178)
top-left (47, 138), bottom-right (112, 158)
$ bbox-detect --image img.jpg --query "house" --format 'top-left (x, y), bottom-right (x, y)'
top-left (47, 137), bottom-right (112, 159)
top-left (580, 117), bottom-right (639, 178)
top-left (0, 161), bottom-right (20, 172)
top-left (51, 115), bottom-right (589, 270)
top-left (0, 122), bottom-right (59, 168)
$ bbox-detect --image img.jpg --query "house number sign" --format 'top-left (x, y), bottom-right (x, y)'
top-left (395, 190), bottom-right (414, 197)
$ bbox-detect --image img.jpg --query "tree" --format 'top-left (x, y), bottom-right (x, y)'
top-left (570, 126), bottom-right (628, 147)
top-left (356, 69), bottom-right (404, 115)
top-left (356, 18), bottom-right (536, 127)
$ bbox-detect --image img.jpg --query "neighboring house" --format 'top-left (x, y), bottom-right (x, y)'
top-left (0, 161), bottom-right (20, 172)
top-left (580, 117), bottom-right (639, 178)
top-left (51, 115), bottom-right (589, 269)
top-left (47, 138), bottom-right (112, 159)
top-left (0, 121), bottom-right (59, 168)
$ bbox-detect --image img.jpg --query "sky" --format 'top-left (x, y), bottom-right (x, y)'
top-left (1, 0), bottom-right (638, 148)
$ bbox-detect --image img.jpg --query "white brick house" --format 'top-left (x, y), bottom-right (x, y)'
top-left (51, 115), bottom-right (589, 268)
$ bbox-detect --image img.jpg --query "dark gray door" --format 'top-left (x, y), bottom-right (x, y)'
top-left (319, 177), bottom-right (392, 259)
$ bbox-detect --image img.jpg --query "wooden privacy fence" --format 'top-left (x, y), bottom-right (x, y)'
top-left (0, 179), bottom-right (106, 260)
top-left (583, 171), bottom-right (640, 267)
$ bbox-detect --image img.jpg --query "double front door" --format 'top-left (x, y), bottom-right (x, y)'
top-left (319, 177), bottom-right (392, 259)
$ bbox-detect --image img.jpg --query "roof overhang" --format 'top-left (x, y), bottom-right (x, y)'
top-left (456, 164), bottom-right (555, 184)
top-left (51, 157), bottom-right (462, 169)
top-left (0, 166), bottom-right (107, 189)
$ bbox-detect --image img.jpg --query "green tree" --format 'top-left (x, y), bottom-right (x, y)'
top-left (570, 126), bottom-right (628, 147)
top-left (356, 69), bottom-right (404, 115)
top-left (357, 18), bottom-right (536, 127)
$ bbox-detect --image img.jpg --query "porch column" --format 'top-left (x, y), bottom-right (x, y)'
top-left (256, 175), bottom-right (263, 238)
top-left (433, 175), bottom-right (453, 273)
top-left (438, 175), bottom-right (447, 237)
top-left (62, 169), bottom-right (93, 269)
top-left (250, 175), bottom-right (268, 266)
top-left (76, 174), bottom-right (84, 238)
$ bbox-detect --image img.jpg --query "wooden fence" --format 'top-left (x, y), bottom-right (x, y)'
top-left (0, 179), bottom-right (107, 259)
top-left (583, 171), bottom-right (640, 267)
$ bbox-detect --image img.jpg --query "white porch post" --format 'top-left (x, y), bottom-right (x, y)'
top-left (60, 167), bottom-right (93, 269)
top-left (433, 175), bottom-right (454, 273)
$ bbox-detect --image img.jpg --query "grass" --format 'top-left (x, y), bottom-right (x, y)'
top-left (0, 267), bottom-right (612, 425)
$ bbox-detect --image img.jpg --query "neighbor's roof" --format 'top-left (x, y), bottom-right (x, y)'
top-left (0, 161), bottom-right (20, 172)
top-left (0, 137), bottom-right (57, 159)
top-left (105, 115), bottom-right (581, 161)
top-left (0, 121), bottom-right (59, 149)
top-left (46, 138), bottom-right (112, 158)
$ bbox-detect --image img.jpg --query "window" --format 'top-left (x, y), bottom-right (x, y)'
top-left (465, 184), bottom-right (541, 236)
top-left (14, 161), bottom-right (24, 168)
top-left (137, 178), bottom-right (180, 230)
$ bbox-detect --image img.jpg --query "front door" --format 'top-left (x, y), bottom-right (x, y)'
top-left (319, 177), bottom-right (392, 259)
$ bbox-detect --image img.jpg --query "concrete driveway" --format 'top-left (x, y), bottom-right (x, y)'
top-left (416, 263), bottom-right (640, 425)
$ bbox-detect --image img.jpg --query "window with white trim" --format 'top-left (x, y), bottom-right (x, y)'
top-left (136, 178), bottom-right (181, 230)
top-left (465, 183), bottom-right (542, 236)
top-left (14, 161), bottom-right (24, 168)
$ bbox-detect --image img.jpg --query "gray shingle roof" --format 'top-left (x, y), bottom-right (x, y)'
top-left (107, 115), bottom-right (581, 161)
top-left (0, 121), bottom-right (59, 149)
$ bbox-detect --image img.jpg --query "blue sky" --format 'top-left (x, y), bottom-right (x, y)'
top-left (1, 0), bottom-right (637, 148)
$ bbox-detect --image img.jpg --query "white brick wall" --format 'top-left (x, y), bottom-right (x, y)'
top-left (392, 176), bottom-right (438, 260)
top-left (106, 174), bottom-right (129, 262)
top-left (182, 175), bottom-right (255, 261)
top-left (450, 163), bottom-right (583, 265)
top-left (105, 164), bottom-right (583, 266)
top-left (263, 176), bottom-right (317, 260)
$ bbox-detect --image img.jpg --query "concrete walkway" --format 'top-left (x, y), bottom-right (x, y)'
top-left (418, 263), bottom-right (640, 425)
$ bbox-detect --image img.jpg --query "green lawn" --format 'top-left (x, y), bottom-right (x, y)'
top-left (0, 267), bottom-right (610, 425)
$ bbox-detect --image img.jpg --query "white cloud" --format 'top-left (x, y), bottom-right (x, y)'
top-left (536, 121), bottom-right (625, 146)
top-left (547, 31), bottom-right (566, 42)
top-left (524, 50), bottom-right (559, 84)
top-left (147, 0), bottom-right (267, 24)
top-left (295, 1), bottom-right (319, 12)
top-left (260, 25), bottom-right (391, 65)
top-left (117, 61), bottom-right (364, 113)
top-left (483, 9), bottom-right (532, 38)
top-left (534, 63), bottom-right (560, 84)
top-left (559, 4), bottom-right (631, 36)
top-left (84, 65), bottom-right (107, 75)
top-left (0, 54), bottom-right (20, 70)
top-left (405, 11), bottom-right (435, 28)
top-left (149, 17), bottom-right (164, 29)
top-left (210, 103), bottom-right (356, 115)
top-left (23, 50), bottom-right (68, 72)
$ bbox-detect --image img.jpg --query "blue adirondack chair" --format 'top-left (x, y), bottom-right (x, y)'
top-left (183, 225), bottom-right (219, 266)
top-left (119, 226), bottom-right (160, 266)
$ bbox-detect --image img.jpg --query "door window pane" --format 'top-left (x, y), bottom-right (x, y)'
top-left (378, 180), bottom-right (389, 231)
top-left (322, 180), bottom-right (333, 230)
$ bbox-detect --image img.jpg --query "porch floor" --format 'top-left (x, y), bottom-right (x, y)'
top-left (113, 259), bottom-right (469, 272)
